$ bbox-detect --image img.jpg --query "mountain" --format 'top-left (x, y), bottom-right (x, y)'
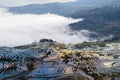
top-left (8, 0), bottom-right (120, 16)
top-left (8, 2), bottom-right (92, 16)
top-left (70, 6), bottom-right (120, 41)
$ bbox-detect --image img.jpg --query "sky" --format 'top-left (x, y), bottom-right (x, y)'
top-left (0, 0), bottom-right (77, 7)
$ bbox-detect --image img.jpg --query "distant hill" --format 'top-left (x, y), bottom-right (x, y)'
top-left (8, 2), bottom-right (92, 16)
top-left (8, 0), bottom-right (120, 16)
top-left (70, 6), bottom-right (120, 41)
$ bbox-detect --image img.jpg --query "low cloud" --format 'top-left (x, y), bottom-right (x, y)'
top-left (0, 8), bottom-right (92, 47)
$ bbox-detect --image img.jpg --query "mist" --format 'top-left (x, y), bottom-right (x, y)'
top-left (0, 8), bottom-right (92, 47)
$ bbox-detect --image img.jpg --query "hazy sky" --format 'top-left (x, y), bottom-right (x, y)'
top-left (0, 0), bottom-right (77, 7)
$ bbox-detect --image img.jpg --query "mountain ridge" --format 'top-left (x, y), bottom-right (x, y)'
top-left (70, 6), bottom-right (120, 41)
top-left (8, 0), bottom-right (120, 16)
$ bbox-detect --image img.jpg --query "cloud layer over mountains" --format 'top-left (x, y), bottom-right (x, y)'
top-left (0, 8), bottom-right (92, 46)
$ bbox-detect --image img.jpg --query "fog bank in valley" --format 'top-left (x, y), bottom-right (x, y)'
top-left (0, 8), bottom-right (91, 47)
